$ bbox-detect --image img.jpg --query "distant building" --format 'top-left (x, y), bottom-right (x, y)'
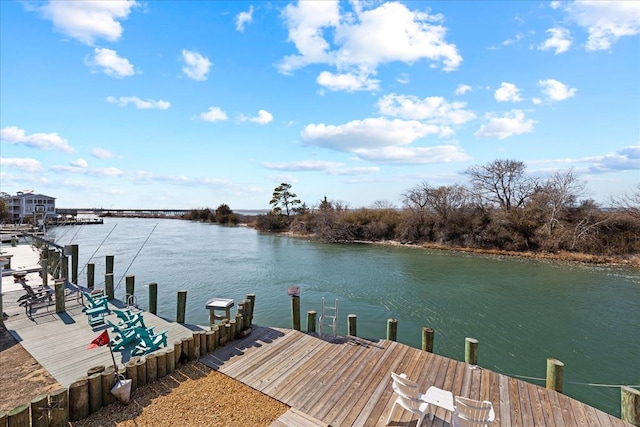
top-left (3, 191), bottom-right (56, 222)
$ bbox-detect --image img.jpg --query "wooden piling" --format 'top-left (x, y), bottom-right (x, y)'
top-left (124, 360), bottom-right (137, 392)
top-left (422, 327), bottom-right (434, 353)
top-left (61, 255), bottom-right (68, 282)
top-left (307, 310), bottom-right (317, 333)
top-left (465, 337), bottom-right (479, 365)
top-left (87, 263), bottom-right (95, 289)
top-left (71, 244), bottom-right (79, 285)
top-left (125, 275), bottom-right (135, 299)
top-left (348, 314), bottom-right (357, 337)
top-left (136, 358), bottom-right (147, 388)
top-left (105, 273), bottom-right (114, 300)
top-left (177, 290), bottom-right (187, 323)
top-left (7, 404), bottom-right (29, 427)
top-left (146, 353), bottom-right (158, 383)
top-left (205, 330), bottom-right (215, 353)
top-left (54, 281), bottom-right (65, 313)
top-left (173, 341), bottom-right (182, 367)
top-left (622, 386), bottom-right (640, 426)
top-left (157, 350), bottom-right (167, 378)
top-left (247, 293), bottom-right (255, 325)
top-left (148, 282), bottom-right (158, 314)
top-left (187, 335), bottom-right (197, 361)
top-left (30, 394), bottom-right (49, 427)
top-left (222, 323), bottom-right (231, 346)
top-left (200, 330), bottom-right (208, 354)
top-left (49, 387), bottom-right (69, 427)
top-left (546, 358), bottom-right (564, 393)
top-left (69, 378), bottom-right (89, 421)
top-left (386, 318), bottom-right (397, 341)
top-left (105, 255), bottom-right (114, 275)
top-left (193, 332), bottom-right (202, 359)
top-left (101, 367), bottom-right (116, 406)
top-left (87, 372), bottom-right (103, 413)
top-left (165, 347), bottom-right (175, 374)
top-left (211, 325), bottom-right (219, 350)
top-left (41, 248), bottom-right (48, 288)
top-left (235, 313), bottom-right (244, 337)
top-left (291, 295), bottom-right (301, 331)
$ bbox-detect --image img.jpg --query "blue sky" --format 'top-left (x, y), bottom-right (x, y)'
top-left (1, 1), bottom-right (638, 210)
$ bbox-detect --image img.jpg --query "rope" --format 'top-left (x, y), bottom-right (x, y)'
top-left (506, 373), bottom-right (638, 388)
top-left (115, 223), bottom-right (157, 290)
top-left (79, 224), bottom-right (117, 275)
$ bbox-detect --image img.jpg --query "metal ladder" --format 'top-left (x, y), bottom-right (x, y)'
top-left (319, 297), bottom-right (338, 337)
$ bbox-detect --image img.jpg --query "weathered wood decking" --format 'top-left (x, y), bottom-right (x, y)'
top-left (3, 290), bottom-right (195, 387)
top-left (201, 326), bottom-right (632, 427)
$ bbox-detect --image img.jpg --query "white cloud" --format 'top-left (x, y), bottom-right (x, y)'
top-left (532, 97), bottom-right (543, 105)
top-left (538, 27), bottom-right (572, 54)
top-left (538, 79), bottom-right (577, 101)
top-left (377, 94), bottom-right (476, 126)
top-left (0, 158), bottom-right (43, 173)
top-left (454, 84), bottom-right (472, 96)
top-left (566, 1), bottom-right (640, 50)
top-left (588, 144), bottom-right (640, 173)
top-left (200, 107), bottom-right (228, 122)
top-left (396, 73), bottom-right (409, 84)
top-left (502, 33), bottom-right (523, 46)
top-left (474, 110), bottom-right (536, 139)
top-left (91, 148), bottom-right (118, 159)
top-left (279, 1), bottom-right (461, 89)
top-left (1, 126), bottom-right (75, 153)
top-left (316, 71), bottom-right (380, 92)
top-left (301, 117), bottom-right (470, 164)
top-left (235, 6), bottom-right (254, 32)
top-left (240, 109), bottom-right (274, 124)
top-left (36, 0), bottom-right (137, 45)
top-left (107, 96), bottom-right (171, 110)
top-left (181, 50), bottom-right (212, 81)
top-left (87, 48), bottom-right (135, 77)
top-left (494, 82), bottom-right (523, 102)
top-left (71, 158), bottom-right (88, 168)
top-left (263, 160), bottom-right (380, 176)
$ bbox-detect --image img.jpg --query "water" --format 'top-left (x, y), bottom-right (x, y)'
top-left (48, 218), bottom-right (640, 417)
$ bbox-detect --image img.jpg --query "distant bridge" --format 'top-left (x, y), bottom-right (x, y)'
top-left (57, 208), bottom-right (190, 217)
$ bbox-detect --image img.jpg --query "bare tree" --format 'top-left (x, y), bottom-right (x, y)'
top-left (539, 168), bottom-right (586, 235)
top-left (465, 159), bottom-right (538, 210)
top-left (611, 183), bottom-right (640, 220)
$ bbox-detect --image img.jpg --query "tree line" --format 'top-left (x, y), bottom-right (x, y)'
top-left (181, 159), bottom-right (639, 258)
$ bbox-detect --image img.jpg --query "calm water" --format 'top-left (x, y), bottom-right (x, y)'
top-left (47, 218), bottom-right (640, 417)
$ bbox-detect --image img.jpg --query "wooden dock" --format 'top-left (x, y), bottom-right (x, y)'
top-left (3, 290), bottom-right (195, 387)
top-left (201, 326), bottom-right (632, 427)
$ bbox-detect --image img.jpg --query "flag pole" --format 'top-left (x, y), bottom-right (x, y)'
top-left (105, 330), bottom-right (119, 377)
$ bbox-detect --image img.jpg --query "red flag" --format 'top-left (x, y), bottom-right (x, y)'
top-left (87, 330), bottom-right (109, 349)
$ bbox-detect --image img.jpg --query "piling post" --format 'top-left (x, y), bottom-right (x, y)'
top-left (61, 255), bottom-right (69, 282)
top-left (229, 319), bottom-right (237, 342)
top-left (247, 293), bottom-right (255, 324)
top-left (176, 290), bottom-right (187, 323)
top-left (7, 404), bottom-right (29, 427)
top-left (211, 325), bottom-right (219, 350)
top-left (157, 351), bottom-right (167, 378)
top-left (87, 263), bottom-right (95, 290)
top-left (181, 337), bottom-right (191, 362)
top-left (348, 314), bottom-right (357, 337)
top-left (235, 313), bottom-right (244, 337)
top-left (136, 358), bottom-right (147, 388)
top-left (422, 327), bottom-right (434, 353)
top-left (173, 341), bottom-right (182, 367)
top-left (55, 280), bottom-right (65, 313)
top-left (87, 372), bottom-right (103, 414)
top-left (105, 255), bottom-right (114, 275)
top-left (165, 347), bottom-right (175, 374)
top-left (307, 310), bottom-right (317, 333)
top-left (49, 387), bottom-right (69, 426)
top-left (68, 377), bottom-right (89, 421)
top-left (621, 386), bottom-right (640, 426)
top-left (223, 323), bottom-right (231, 346)
top-left (146, 353), bottom-right (158, 383)
top-left (41, 248), bottom-right (48, 288)
top-left (386, 318), bottom-right (398, 341)
top-left (205, 330), bottom-right (215, 353)
top-left (193, 331), bottom-right (202, 358)
top-left (465, 338), bottom-right (479, 365)
top-left (546, 358), bottom-right (564, 393)
top-left (101, 367), bottom-right (116, 406)
top-left (105, 273), bottom-right (114, 300)
top-left (291, 295), bottom-right (300, 331)
top-left (186, 335), bottom-right (196, 361)
top-left (30, 394), bottom-right (49, 427)
top-left (125, 275), bottom-right (135, 300)
top-left (71, 244), bottom-right (79, 284)
top-left (148, 282), bottom-right (158, 314)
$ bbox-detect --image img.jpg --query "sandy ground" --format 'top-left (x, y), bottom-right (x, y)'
top-left (0, 328), bottom-right (288, 425)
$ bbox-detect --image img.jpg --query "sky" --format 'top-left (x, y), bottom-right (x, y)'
top-left (1, 0), bottom-right (639, 210)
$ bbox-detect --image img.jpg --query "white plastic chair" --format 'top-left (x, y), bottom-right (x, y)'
top-left (386, 372), bottom-right (430, 426)
top-left (452, 396), bottom-right (496, 427)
